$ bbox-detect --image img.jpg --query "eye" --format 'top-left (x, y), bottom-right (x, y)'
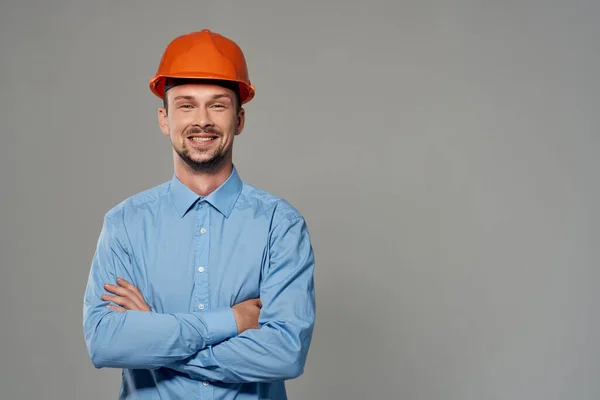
top-left (211, 103), bottom-right (226, 109)
top-left (177, 103), bottom-right (194, 110)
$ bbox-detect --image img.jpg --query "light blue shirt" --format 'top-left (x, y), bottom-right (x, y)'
top-left (83, 166), bottom-right (316, 399)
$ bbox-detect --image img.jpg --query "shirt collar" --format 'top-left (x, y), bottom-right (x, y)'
top-left (170, 166), bottom-right (243, 218)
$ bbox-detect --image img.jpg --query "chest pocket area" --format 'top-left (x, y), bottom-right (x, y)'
top-left (209, 233), bottom-right (268, 307)
top-left (141, 240), bottom-right (196, 314)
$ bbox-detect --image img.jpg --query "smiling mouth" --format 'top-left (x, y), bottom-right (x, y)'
top-left (188, 135), bottom-right (218, 144)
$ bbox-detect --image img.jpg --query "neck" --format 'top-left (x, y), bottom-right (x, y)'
top-left (174, 158), bottom-right (233, 197)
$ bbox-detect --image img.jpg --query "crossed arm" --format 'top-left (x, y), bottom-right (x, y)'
top-left (83, 214), bottom-right (315, 382)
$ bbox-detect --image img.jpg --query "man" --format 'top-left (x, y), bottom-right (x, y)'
top-left (82, 29), bottom-right (316, 400)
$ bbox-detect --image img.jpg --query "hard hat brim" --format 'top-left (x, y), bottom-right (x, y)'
top-left (149, 72), bottom-right (255, 104)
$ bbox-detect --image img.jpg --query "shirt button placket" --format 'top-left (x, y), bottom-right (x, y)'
top-left (194, 201), bottom-right (211, 314)
top-left (201, 379), bottom-right (212, 399)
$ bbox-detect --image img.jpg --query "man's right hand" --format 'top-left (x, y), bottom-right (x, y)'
top-left (232, 298), bottom-right (262, 334)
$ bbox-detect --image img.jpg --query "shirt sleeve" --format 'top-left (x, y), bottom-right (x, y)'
top-left (166, 215), bottom-right (316, 383)
top-left (82, 214), bottom-right (238, 370)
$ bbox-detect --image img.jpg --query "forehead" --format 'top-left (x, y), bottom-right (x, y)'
top-left (166, 83), bottom-right (235, 101)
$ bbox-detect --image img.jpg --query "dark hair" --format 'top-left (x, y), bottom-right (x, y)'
top-left (163, 78), bottom-right (242, 113)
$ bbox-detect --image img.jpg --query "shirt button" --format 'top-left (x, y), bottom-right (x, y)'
top-left (198, 304), bottom-right (205, 310)
top-left (198, 266), bottom-right (205, 273)
top-left (200, 227), bottom-right (207, 234)
top-left (203, 381), bottom-right (209, 386)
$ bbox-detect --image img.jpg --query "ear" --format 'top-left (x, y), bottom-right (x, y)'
top-left (235, 107), bottom-right (245, 136)
top-left (158, 107), bottom-right (169, 137)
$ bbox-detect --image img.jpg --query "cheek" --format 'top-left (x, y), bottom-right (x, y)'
top-left (168, 116), bottom-right (190, 136)
top-left (215, 116), bottom-right (238, 136)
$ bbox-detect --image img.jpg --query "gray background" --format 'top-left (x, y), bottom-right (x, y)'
top-left (1, 0), bottom-right (599, 399)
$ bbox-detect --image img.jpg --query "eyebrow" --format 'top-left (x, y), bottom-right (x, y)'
top-left (172, 95), bottom-right (195, 102)
top-left (172, 94), bottom-right (233, 102)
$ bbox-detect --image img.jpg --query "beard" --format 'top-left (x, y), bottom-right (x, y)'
top-left (172, 125), bottom-right (230, 174)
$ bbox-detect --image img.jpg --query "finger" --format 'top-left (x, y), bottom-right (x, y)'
top-left (106, 305), bottom-right (126, 312)
top-left (257, 299), bottom-right (263, 308)
top-left (115, 279), bottom-right (151, 311)
top-left (116, 278), bottom-right (146, 304)
top-left (104, 283), bottom-right (130, 297)
top-left (101, 294), bottom-right (138, 310)
top-left (104, 283), bottom-right (147, 310)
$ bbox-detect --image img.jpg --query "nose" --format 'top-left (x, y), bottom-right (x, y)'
top-left (195, 107), bottom-right (214, 129)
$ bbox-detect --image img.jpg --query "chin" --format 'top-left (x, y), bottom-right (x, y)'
top-left (190, 152), bottom-right (217, 163)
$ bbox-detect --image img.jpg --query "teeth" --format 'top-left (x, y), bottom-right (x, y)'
top-left (191, 137), bottom-right (215, 142)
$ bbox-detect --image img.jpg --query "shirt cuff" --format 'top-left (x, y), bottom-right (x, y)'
top-left (202, 307), bottom-right (238, 345)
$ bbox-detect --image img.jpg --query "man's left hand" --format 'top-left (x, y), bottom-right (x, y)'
top-left (102, 278), bottom-right (151, 312)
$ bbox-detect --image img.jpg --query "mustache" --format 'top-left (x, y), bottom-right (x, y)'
top-left (184, 126), bottom-right (221, 136)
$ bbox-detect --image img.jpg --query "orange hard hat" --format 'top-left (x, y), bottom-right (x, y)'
top-left (149, 29), bottom-right (255, 104)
